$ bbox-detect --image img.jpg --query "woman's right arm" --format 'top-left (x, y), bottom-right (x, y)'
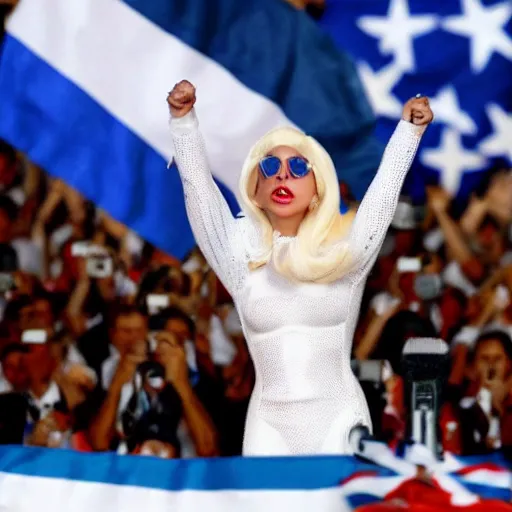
top-left (168, 82), bottom-right (242, 296)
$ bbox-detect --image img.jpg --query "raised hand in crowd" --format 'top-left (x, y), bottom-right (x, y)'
top-left (27, 410), bottom-right (72, 448)
top-left (482, 374), bottom-right (512, 417)
top-left (65, 256), bottom-right (91, 336)
top-left (33, 178), bottom-right (66, 229)
top-left (62, 363), bottom-right (97, 392)
top-left (113, 341), bottom-right (147, 386)
top-left (153, 330), bottom-right (219, 457)
top-left (426, 186), bottom-right (451, 215)
top-left (485, 171), bottom-right (512, 224)
top-left (153, 331), bottom-right (189, 388)
top-left (460, 170), bottom-right (512, 235)
top-left (428, 185), bottom-right (488, 284)
top-left (88, 339), bottom-right (147, 452)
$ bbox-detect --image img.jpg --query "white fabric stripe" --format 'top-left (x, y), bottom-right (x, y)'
top-left (460, 470), bottom-right (510, 489)
top-left (7, 0), bottom-right (296, 202)
top-left (0, 472), bottom-right (350, 512)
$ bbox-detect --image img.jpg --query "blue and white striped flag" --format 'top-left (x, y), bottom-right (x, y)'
top-left (0, 445), bottom-right (510, 512)
top-left (0, 0), bottom-right (382, 259)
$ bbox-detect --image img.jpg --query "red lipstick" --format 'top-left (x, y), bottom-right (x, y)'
top-left (271, 186), bottom-right (294, 204)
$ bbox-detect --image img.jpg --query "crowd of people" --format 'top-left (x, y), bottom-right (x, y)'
top-left (0, 138), bottom-right (510, 460)
top-left (353, 173), bottom-right (512, 457)
top-left (0, 140), bottom-right (253, 457)
top-left (1, 0), bottom-right (512, 462)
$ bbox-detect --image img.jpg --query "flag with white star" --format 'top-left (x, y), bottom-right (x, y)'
top-left (319, 0), bottom-right (512, 201)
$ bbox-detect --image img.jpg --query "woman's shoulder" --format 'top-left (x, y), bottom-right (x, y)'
top-left (233, 213), bottom-right (265, 260)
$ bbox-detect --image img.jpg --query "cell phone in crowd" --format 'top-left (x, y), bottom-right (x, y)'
top-left (351, 360), bottom-right (392, 383)
top-left (397, 257), bottom-right (422, 273)
top-left (72, 241), bottom-right (113, 278)
top-left (0, 272), bottom-right (15, 294)
top-left (86, 256), bottom-right (113, 279)
top-left (146, 294), bottom-right (170, 315)
top-left (21, 329), bottom-right (48, 344)
top-left (71, 241), bottom-right (91, 257)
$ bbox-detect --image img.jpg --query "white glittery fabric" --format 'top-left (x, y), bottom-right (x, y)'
top-left (170, 110), bottom-right (423, 456)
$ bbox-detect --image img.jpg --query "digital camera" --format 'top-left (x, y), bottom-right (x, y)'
top-left (86, 256), bottom-right (113, 279)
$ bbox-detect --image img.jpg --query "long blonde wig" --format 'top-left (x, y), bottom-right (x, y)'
top-left (239, 126), bottom-right (355, 284)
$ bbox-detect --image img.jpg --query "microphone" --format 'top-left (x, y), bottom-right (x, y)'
top-left (401, 337), bottom-right (450, 460)
top-left (349, 424), bottom-right (373, 454)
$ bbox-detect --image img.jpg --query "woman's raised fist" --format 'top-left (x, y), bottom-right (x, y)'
top-left (167, 80), bottom-right (196, 118)
top-left (402, 96), bottom-right (434, 126)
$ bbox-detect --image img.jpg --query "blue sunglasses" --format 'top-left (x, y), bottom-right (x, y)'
top-left (258, 155), bottom-right (312, 179)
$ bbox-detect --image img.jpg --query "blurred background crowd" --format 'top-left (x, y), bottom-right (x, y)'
top-left (0, 0), bottom-right (511, 462)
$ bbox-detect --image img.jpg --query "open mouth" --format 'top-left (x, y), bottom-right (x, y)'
top-left (271, 186), bottom-right (294, 204)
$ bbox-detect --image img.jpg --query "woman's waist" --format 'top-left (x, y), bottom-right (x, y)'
top-left (255, 379), bottom-right (367, 413)
top-left (249, 330), bottom-right (352, 370)
top-left (247, 326), bottom-right (353, 356)
top-left (254, 364), bottom-right (361, 403)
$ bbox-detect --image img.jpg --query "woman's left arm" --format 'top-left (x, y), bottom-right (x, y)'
top-left (349, 97), bottom-right (433, 276)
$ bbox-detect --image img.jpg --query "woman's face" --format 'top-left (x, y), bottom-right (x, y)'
top-left (253, 146), bottom-right (317, 224)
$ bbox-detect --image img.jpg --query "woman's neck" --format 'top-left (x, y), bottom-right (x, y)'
top-left (268, 213), bottom-right (304, 237)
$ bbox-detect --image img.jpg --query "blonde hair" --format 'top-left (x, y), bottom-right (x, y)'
top-left (239, 126), bottom-right (355, 284)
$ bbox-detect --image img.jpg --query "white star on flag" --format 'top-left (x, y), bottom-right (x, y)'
top-left (357, 0), bottom-right (438, 71)
top-left (421, 128), bottom-right (487, 195)
top-left (357, 61), bottom-right (403, 119)
top-left (428, 86), bottom-right (477, 135)
top-left (441, 0), bottom-right (512, 73)
top-left (479, 103), bottom-right (512, 162)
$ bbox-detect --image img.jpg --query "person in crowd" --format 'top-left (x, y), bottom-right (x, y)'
top-left (88, 306), bottom-right (218, 457)
top-left (0, 140), bottom-right (24, 204)
top-left (441, 330), bottom-right (512, 455)
top-left (0, 332), bottom-right (97, 448)
top-left (0, 344), bottom-right (29, 393)
top-left (0, 194), bottom-right (41, 275)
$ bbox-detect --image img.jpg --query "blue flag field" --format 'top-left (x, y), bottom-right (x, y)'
top-left (0, 0), bottom-right (383, 259)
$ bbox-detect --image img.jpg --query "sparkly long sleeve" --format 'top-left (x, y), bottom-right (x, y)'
top-left (169, 110), bottom-right (242, 296)
top-left (349, 120), bottom-right (423, 276)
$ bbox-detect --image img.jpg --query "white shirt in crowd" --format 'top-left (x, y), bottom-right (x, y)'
top-left (12, 238), bottom-right (43, 277)
top-left (27, 380), bottom-right (63, 420)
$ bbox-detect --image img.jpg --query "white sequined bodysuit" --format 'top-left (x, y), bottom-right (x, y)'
top-left (170, 111), bottom-right (423, 456)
